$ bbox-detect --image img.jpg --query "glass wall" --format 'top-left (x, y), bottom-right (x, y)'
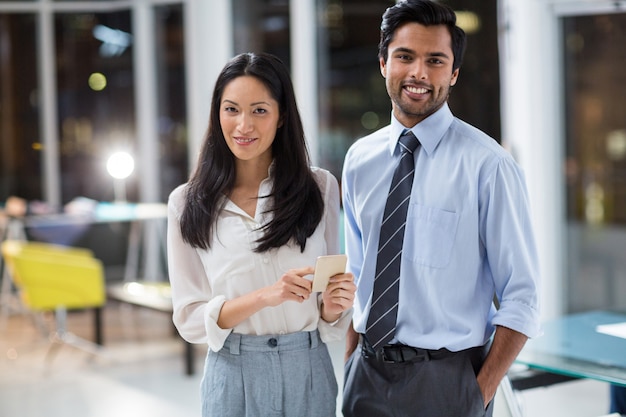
top-left (0, 2), bottom-right (188, 208)
top-left (0, 1), bottom-right (188, 280)
top-left (0, 13), bottom-right (40, 202)
top-left (316, 0), bottom-right (394, 179)
top-left (56, 10), bottom-right (136, 203)
top-left (231, 0), bottom-right (290, 65)
top-left (154, 4), bottom-right (188, 200)
top-left (563, 12), bottom-right (626, 312)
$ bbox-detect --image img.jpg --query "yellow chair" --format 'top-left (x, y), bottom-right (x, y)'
top-left (1, 240), bottom-right (106, 361)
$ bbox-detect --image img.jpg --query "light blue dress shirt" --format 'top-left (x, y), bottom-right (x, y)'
top-left (342, 103), bottom-right (541, 351)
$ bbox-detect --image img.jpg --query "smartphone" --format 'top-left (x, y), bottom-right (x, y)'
top-left (312, 254), bottom-right (347, 292)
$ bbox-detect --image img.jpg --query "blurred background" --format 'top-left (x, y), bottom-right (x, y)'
top-left (0, 0), bottom-right (500, 283)
top-left (1, 1), bottom-right (626, 416)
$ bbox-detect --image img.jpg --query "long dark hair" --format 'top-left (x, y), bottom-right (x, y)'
top-left (179, 52), bottom-right (323, 253)
top-left (379, 0), bottom-right (467, 72)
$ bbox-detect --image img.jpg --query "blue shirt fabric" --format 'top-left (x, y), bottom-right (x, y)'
top-left (341, 103), bottom-right (541, 351)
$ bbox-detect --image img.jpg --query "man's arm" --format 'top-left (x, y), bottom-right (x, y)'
top-left (476, 325), bottom-right (528, 408)
top-left (345, 321), bottom-right (359, 361)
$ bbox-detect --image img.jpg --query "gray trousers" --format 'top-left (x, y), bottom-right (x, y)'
top-left (342, 341), bottom-right (494, 417)
top-left (201, 330), bottom-right (337, 417)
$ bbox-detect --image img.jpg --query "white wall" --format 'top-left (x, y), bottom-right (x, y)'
top-left (290, 0), bottom-right (320, 165)
top-left (498, 0), bottom-right (565, 319)
top-left (183, 0), bottom-right (233, 172)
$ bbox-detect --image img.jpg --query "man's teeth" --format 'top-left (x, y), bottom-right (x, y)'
top-left (406, 86), bottom-right (428, 94)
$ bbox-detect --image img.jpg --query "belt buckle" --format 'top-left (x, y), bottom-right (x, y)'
top-left (380, 346), bottom-right (401, 363)
top-left (380, 349), bottom-right (394, 363)
top-left (379, 348), bottom-right (394, 363)
top-left (384, 345), bottom-right (429, 363)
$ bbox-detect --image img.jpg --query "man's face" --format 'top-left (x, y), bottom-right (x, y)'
top-left (380, 22), bottom-right (459, 127)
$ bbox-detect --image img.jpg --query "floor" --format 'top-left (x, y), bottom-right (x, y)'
top-left (0, 301), bottom-right (615, 417)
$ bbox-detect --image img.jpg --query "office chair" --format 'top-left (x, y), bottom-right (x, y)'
top-left (1, 240), bottom-right (106, 363)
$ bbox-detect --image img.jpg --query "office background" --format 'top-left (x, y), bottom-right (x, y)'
top-left (1, 0), bottom-right (626, 322)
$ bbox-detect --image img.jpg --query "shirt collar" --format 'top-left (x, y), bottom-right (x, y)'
top-left (388, 102), bottom-right (454, 157)
top-left (222, 160), bottom-right (275, 219)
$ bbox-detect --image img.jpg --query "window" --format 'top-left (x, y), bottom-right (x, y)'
top-left (56, 11), bottom-right (135, 203)
top-left (563, 12), bottom-right (626, 312)
top-left (154, 4), bottom-right (188, 199)
top-left (0, 13), bottom-right (40, 202)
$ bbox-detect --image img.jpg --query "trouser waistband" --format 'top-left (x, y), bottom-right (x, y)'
top-left (224, 330), bottom-right (321, 355)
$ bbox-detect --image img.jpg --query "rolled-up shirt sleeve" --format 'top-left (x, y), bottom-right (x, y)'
top-left (318, 302), bottom-right (353, 342)
top-left (167, 186), bottom-right (232, 349)
top-left (483, 158), bottom-right (541, 338)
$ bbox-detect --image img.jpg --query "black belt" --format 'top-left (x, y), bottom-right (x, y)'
top-left (359, 334), bottom-right (458, 363)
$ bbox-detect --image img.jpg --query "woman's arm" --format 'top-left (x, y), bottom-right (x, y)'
top-left (217, 266), bottom-right (314, 329)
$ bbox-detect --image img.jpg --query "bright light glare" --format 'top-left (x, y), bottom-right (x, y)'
top-left (106, 152), bottom-right (134, 179)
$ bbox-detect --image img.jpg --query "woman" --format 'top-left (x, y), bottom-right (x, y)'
top-left (167, 52), bottom-right (355, 417)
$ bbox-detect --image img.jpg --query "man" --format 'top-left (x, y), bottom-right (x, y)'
top-left (341, 1), bottom-right (541, 416)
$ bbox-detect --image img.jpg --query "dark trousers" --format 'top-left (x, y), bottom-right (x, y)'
top-left (342, 337), bottom-right (493, 417)
top-left (610, 384), bottom-right (626, 415)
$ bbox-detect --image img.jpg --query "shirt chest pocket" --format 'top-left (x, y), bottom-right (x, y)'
top-left (403, 203), bottom-right (459, 269)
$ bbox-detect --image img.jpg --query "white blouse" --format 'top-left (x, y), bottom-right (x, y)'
top-left (167, 167), bottom-right (351, 352)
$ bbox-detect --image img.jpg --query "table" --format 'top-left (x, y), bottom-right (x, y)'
top-left (515, 310), bottom-right (626, 388)
top-left (21, 202), bottom-right (168, 281)
top-left (107, 281), bottom-right (196, 376)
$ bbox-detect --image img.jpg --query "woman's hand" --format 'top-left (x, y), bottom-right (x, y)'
top-left (321, 272), bottom-right (356, 322)
top-left (217, 267), bottom-right (314, 329)
top-left (261, 266), bottom-right (314, 307)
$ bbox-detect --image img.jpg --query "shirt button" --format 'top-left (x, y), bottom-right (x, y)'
top-left (268, 338), bottom-right (278, 347)
top-left (262, 258), bottom-right (269, 264)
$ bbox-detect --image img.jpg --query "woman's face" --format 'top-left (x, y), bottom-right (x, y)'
top-left (219, 75), bottom-right (281, 167)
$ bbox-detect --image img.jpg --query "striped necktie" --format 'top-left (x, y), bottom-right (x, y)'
top-left (365, 130), bottom-right (420, 351)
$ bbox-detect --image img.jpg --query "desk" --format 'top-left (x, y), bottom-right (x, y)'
top-left (515, 310), bottom-right (626, 388)
top-left (22, 202), bottom-right (168, 281)
top-left (107, 281), bottom-right (195, 376)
